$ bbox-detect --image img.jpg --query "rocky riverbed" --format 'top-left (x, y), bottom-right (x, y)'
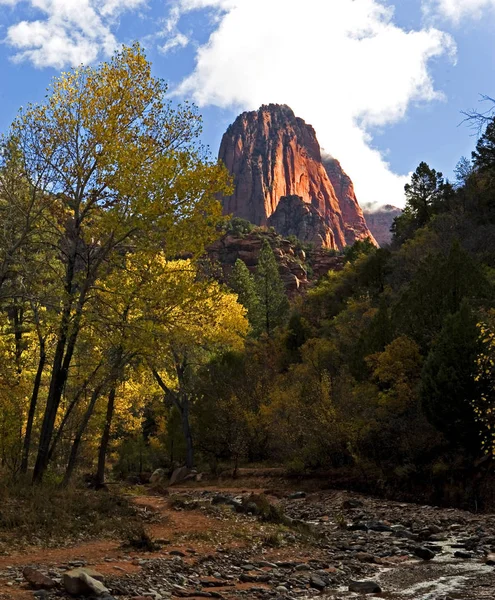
top-left (2, 487), bottom-right (495, 600)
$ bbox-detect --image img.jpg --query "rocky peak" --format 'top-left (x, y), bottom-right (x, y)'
top-left (218, 104), bottom-right (376, 250)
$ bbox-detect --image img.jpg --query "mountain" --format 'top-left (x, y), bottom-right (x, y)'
top-left (362, 204), bottom-right (402, 247)
top-left (218, 104), bottom-right (376, 250)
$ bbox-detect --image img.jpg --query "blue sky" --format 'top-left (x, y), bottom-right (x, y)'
top-left (1, 0), bottom-right (495, 207)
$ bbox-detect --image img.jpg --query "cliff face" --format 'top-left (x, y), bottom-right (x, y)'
top-left (322, 157), bottom-right (376, 246)
top-left (218, 104), bottom-right (376, 250)
top-left (362, 204), bottom-right (402, 247)
top-left (267, 195), bottom-right (335, 248)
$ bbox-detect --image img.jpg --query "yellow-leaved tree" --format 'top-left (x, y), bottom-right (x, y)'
top-left (5, 43), bottom-right (231, 483)
top-left (141, 257), bottom-right (248, 469)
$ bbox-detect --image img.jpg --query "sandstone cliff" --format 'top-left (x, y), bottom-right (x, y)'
top-left (322, 156), bottom-right (376, 246)
top-left (362, 204), bottom-right (402, 247)
top-left (267, 195), bottom-right (334, 248)
top-left (218, 104), bottom-right (376, 250)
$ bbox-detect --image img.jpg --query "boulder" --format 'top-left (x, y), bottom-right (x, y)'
top-left (150, 468), bottom-right (167, 485)
top-left (22, 567), bottom-right (56, 590)
top-left (63, 568), bottom-right (108, 597)
top-left (169, 466), bottom-right (190, 486)
top-left (414, 546), bottom-right (435, 561)
top-left (349, 580), bottom-right (382, 594)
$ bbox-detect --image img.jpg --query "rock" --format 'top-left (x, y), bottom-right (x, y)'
top-left (355, 552), bottom-right (376, 563)
top-left (218, 104), bottom-right (376, 250)
top-left (366, 520), bottom-right (392, 532)
top-left (288, 491), bottom-right (307, 500)
top-left (485, 553), bottom-right (495, 565)
top-left (169, 466), bottom-right (189, 486)
top-left (268, 196), bottom-right (334, 248)
top-left (349, 580), bottom-right (382, 594)
top-left (310, 575), bottom-right (327, 590)
top-left (454, 550), bottom-right (472, 559)
top-left (342, 499), bottom-right (363, 509)
top-left (33, 591), bottom-right (49, 599)
top-left (392, 529), bottom-right (418, 541)
top-left (323, 157), bottom-right (377, 247)
top-left (362, 203), bottom-right (402, 247)
top-left (150, 468), bottom-right (167, 485)
top-left (414, 546), bottom-right (436, 561)
top-left (22, 567), bottom-right (56, 590)
top-left (63, 567), bottom-right (108, 596)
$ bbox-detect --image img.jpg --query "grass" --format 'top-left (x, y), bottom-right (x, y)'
top-left (0, 482), bottom-right (139, 550)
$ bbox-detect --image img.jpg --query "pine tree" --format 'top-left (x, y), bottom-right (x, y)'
top-left (230, 259), bottom-right (262, 335)
top-left (255, 240), bottom-right (289, 336)
top-left (420, 301), bottom-right (482, 456)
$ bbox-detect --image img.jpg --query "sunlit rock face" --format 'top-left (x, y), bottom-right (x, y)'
top-left (218, 103), bottom-right (376, 250)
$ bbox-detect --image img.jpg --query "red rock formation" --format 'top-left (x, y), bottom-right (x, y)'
top-left (207, 229), bottom-right (344, 296)
top-left (322, 156), bottom-right (377, 247)
top-left (218, 104), bottom-right (376, 250)
top-left (362, 204), bottom-right (402, 247)
top-left (267, 195), bottom-right (335, 248)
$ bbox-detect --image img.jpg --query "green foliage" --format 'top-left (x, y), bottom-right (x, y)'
top-left (392, 162), bottom-right (452, 243)
top-left (255, 240), bottom-right (290, 336)
top-left (343, 238), bottom-right (376, 263)
top-left (421, 301), bottom-right (483, 455)
top-left (230, 259), bottom-right (262, 335)
top-left (226, 217), bottom-right (255, 236)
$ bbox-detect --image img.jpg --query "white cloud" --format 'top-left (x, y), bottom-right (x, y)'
top-left (171, 0), bottom-right (455, 208)
top-left (424, 0), bottom-right (495, 23)
top-left (160, 32), bottom-right (189, 54)
top-left (3, 0), bottom-right (147, 68)
top-left (157, 4), bottom-right (190, 54)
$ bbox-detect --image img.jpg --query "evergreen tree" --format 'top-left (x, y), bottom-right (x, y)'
top-left (420, 301), bottom-right (482, 456)
top-left (392, 162), bottom-right (451, 243)
top-left (255, 240), bottom-right (289, 336)
top-left (230, 259), bottom-right (262, 335)
top-left (473, 119), bottom-right (495, 173)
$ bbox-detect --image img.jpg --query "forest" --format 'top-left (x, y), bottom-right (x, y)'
top-left (1, 43), bottom-right (495, 512)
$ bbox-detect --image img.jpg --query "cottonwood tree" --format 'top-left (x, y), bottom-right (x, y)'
top-left (147, 259), bottom-right (248, 469)
top-left (6, 43), bottom-right (230, 483)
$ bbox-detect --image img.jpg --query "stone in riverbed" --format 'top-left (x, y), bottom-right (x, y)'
top-left (63, 567), bottom-right (108, 596)
top-left (414, 546), bottom-right (435, 561)
top-left (310, 574), bottom-right (327, 590)
top-left (349, 580), bottom-right (382, 594)
top-left (22, 567), bottom-right (56, 590)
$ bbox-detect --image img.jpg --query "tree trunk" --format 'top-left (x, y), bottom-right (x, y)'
top-left (179, 396), bottom-right (194, 470)
top-left (20, 340), bottom-right (46, 475)
top-left (96, 387), bottom-right (116, 487)
top-left (47, 362), bottom-right (103, 465)
top-left (61, 382), bottom-right (105, 487)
